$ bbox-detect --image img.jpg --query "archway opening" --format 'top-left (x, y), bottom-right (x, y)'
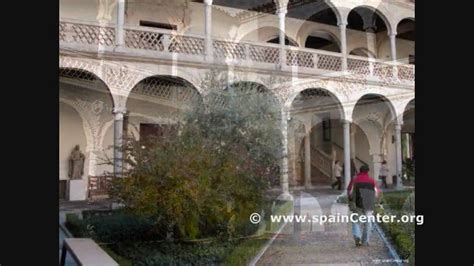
top-left (267, 35), bottom-right (298, 47)
top-left (289, 88), bottom-right (345, 188)
top-left (401, 99), bottom-right (415, 184)
top-left (349, 47), bottom-right (376, 58)
top-left (352, 94), bottom-right (397, 185)
top-left (305, 31), bottom-right (340, 52)
top-left (126, 75), bottom-right (203, 144)
top-left (59, 68), bottom-right (114, 200)
top-left (348, 6), bottom-right (390, 60)
top-left (397, 18), bottom-right (415, 64)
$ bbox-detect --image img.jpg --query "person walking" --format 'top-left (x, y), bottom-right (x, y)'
top-left (347, 165), bottom-right (380, 247)
top-left (331, 160), bottom-right (343, 190)
top-left (379, 160), bottom-right (389, 189)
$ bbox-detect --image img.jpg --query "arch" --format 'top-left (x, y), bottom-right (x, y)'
top-left (59, 67), bottom-right (115, 104)
top-left (352, 93), bottom-right (397, 124)
top-left (352, 93), bottom-right (398, 178)
top-left (349, 47), bottom-right (376, 58)
top-left (267, 35), bottom-right (299, 47)
top-left (285, 81), bottom-right (347, 121)
top-left (290, 88), bottom-right (345, 122)
top-left (347, 5), bottom-right (393, 34)
top-left (238, 25), bottom-right (299, 46)
top-left (127, 75), bottom-right (204, 109)
top-left (59, 67), bottom-right (115, 107)
top-left (395, 17), bottom-right (415, 29)
top-left (400, 98), bottom-right (415, 132)
top-left (287, 0), bottom-right (341, 25)
top-left (304, 30), bottom-right (341, 52)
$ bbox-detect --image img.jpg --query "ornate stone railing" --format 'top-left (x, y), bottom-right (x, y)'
top-left (59, 20), bottom-right (414, 85)
top-left (60, 20), bottom-right (115, 46)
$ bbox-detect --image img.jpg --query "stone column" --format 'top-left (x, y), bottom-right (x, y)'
top-left (364, 27), bottom-right (377, 58)
top-left (115, 0), bottom-right (125, 47)
top-left (342, 121), bottom-right (351, 189)
top-left (389, 32), bottom-right (397, 62)
top-left (279, 109), bottom-right (292, 200)
top-left (304, 131), bottom-right (312, 189)
top-left (371, 153), bottom-right (382, 182)
top-left (338, 22), bottom-right (347, 71)
top-left (395, 123), bottom-right (403, 189)
top-left (405, 133), bottom-right (411, 159)
top-left (277, 9), bottom-right (287, 67)
top-left (113, 108), bottom-right (126, 176)
top-left (350, 124), bottom-right (356, 160)
top-left (204, 0), bottom-right (213, 60)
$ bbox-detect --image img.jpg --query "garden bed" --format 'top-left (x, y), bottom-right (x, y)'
top-left (376, 190), bottom-right (415, 264)
top-left (65, 199), bottom-right (292, 265)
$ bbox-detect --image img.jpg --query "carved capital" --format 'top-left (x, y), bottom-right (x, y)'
top-left (96, 0), bottom-right (118, 23)
top-left (273, 0), bottom-right (289, 14)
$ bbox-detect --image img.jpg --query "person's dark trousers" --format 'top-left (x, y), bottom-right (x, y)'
top-left (379, 176), bottom-right (388, 188)
top-left (331, 176), bottom-right (342, 190)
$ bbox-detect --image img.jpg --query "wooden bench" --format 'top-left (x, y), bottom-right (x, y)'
top-left (60, 238), bottom-right (118, 266)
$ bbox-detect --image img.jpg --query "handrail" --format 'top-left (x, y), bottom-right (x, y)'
top-left (310, 146), bottom-right (332, 177)
top-left (59, 20), bottom-right (414, 83)
top-left (332, 142), bottom-right (368, 167)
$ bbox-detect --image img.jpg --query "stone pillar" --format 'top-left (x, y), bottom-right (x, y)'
top-left (277, 9), bottom-right (287, 67)
top-left (204, 0), bottom-right (213, 60)
top-left (338, 22), bottom-right (347, 71)
top-left (304, 132), bottom-right (312, 189)
top-left (371, 153), bottom-right (382, 182)
top-left (115, 0), bottom-right (125, 47)
top-left (113, 108), bottom-right (126, 176)
top-left (389, 32), bottom-right (397, 62)
top-left (279, 109), bottom-right (292, 200)
top-left (405, 133), bottom-right (411, 159)
top-left (395, 123), bottom-right (403, 189)
top-left (342, 121), bottom-right (351, 189)
top-left (350, 124), bottom-right (356, 160)
top-left (364, 27), bottom-right (377, 58)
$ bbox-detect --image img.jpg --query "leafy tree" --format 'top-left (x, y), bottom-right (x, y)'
top-left (109, 71), bottom-right (283, 240)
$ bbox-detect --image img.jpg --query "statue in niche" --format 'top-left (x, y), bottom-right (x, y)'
top-left (68, 145), bottom-right (85, 180)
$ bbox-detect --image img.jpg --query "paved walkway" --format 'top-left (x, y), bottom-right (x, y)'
top-left (257, 187), bottom-right (395, 265)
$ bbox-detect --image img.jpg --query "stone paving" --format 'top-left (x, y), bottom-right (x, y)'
top-left (257, 187), bottom-right (395, 265)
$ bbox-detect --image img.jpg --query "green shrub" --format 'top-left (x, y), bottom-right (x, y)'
top-left (375, 192), bottom-right (415, 260)
top-left (65, 213), bottom-right (88, 237)
top-left (82, 209), bottom-right (117, 220)
top-left (395, 233), bottom-right (413, 259)
top-left (85, 213), bottom-right (159, 243)
top-left (107, 75), bottom-right (283, 241)
top-left (108, 241), bottom-right (235, 265)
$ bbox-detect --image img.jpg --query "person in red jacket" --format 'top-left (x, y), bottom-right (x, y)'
top-left (347, 164), bottom-right (380, 246)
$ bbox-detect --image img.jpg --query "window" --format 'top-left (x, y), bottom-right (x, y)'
top-left (322, 117), bottom-right (331, 141)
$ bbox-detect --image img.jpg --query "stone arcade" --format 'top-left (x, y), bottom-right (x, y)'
top-left (59, 0), bottom-right (415, 201)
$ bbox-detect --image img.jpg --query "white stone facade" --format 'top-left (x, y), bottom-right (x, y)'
top-left (59, 0), bottom-right (415, 199)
